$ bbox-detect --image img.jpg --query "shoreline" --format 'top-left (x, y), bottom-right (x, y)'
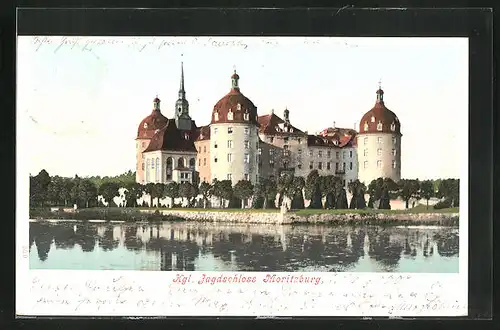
top-left (29, 208), bottom-right (459, 226)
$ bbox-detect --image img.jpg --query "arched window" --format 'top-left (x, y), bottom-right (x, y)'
top-left (156, 158), bottom-right (160, 182)
top-left (377, 121), bottom-right (383, 131)
top-left (143, 123), bottom-right (148, 129)
top-left (227, 109), bottom-right (234, 120)
top-left (166, 157), bottom-right (173, 180)
top-left (214, 111), bottom-right (219, 121)
top-left (364, 122), bottom-right (369, 131)
top-left (178, 157), bottom-right (185, 168)
top-left (146, 159), bottom-right (150, 182)
top-left (371, 116), bottom-right (375, 123)
top-left (390, 122), bottom-right (396, 131)
top-left (189, 158), bottom-right (196, 169)
top-left (243, 111), bottom-right (249, 121)
top-left (237, 103), bottom-right (241, 111)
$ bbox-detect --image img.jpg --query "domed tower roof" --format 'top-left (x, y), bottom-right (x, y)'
top-left (210, 70), bottom-right (259, 125)
top-left (137, 96), bottom-right (169, 139)
top-left (359, 84), bottom-right (401, 135)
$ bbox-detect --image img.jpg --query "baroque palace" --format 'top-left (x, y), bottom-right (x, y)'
top-left (135, 63), bottom-right (402, 189)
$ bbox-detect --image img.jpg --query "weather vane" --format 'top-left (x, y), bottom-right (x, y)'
top-left (233, 64), bottom-right (237, 72)
top-left (378, 78), bottom-right (382, 89)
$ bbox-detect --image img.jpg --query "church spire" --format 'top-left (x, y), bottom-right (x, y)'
top-left (178, 62), bottom-right (186, 99)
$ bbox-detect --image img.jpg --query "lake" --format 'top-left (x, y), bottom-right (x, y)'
top-left (29, 221), bottom-right (459, 273)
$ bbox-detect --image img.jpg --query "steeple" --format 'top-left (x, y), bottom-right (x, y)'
top-left (175, 61), bottom-right (191, 131)
top-left (376, 79), bottom-right (384, 103)
top-left (178, 62), bottom-right (186, 99)
top-left (231, 68), bottom-right (240, 91)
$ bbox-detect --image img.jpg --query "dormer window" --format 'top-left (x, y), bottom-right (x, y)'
top-left (243, 111), bottom-right (249, 121)
top-left (237, 103), bottom-right (241, 111)
top-left (371, 116), bottom-right (375, 123)
top-left (364, 122), bottom-right (369, 131)
top-left (184, 133), bottom-right (189, 140)
top-left (377, 121), bottom-right (383, 131)
top-left (154, 129), bottom-right (159, 134)
top-left (143, 123), bottom-right (148, 129)
top-left (390, 122), bottom-right (396, 131)
top-left (290, 128), bottom-right (294, 133)
top-left (228, 127), bottom-right (233, 134)
top-left (227, 109), bottom-right (234, 120)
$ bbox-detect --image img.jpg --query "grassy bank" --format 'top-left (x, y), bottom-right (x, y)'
top-left (29, 207), bottom-right (184, 222)
top-left (293, 205), bottom-right (459, 216)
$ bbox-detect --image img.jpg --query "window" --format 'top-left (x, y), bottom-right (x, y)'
top-left (214, 142), bottom-right (218, 148)
top-left (377, 137), bottom-right (382, 144)
top-left (309, 161), bottom-right (313, 170)
top-left (309, 150), bottom-right (313, 157)
top-left (327, 151), bottom-right (331, 158)
top-left (364, 161), bottom-right (368, 169)
top-left (392, 160), bottom-right (397, 168)
top-left (269, 137), bottom-right (274, 143)
top-left (343, 151), bottom-right (346, 159)
top-left (198, 159), bottom-right (201, 166)
top-left (214, 112), bottom-right (219, 121)
top-left (227, 173), bottom-right (232, 180)
top-left (189, 158), bottom-right (195, 169)
top-left (298, 148), bottom-right (302, 154)
top-left (228, 127), bottom-right (233, 134)
top-left (141, 142), bottom-right (145, 148)
top-left (244, 173), bottom-right (249, 180)
top-left (244, 127), bottom-right (249, 135)
top-left (364, 137), bottom-right (368, 145)
top-left (244, 112), bottom-right (249, 121)
top-left (377, 121), bottom-right (383, 131)
top-left (336, 152), bottom-right (340, 159)
top-left (284, 137), bottom-right (289, 142)
top-left (151, 160), bottom-right (155, 169)
top-left (270, 160), bottom-right (274, 168)
top-left (326, 162), bottom-right (331, 170)
top-left (269, 149), bottom-right (274, 156)
top-left (335, 162), bottom-right (339, 170)
top-left (318, 150), bottom-right (323, 157)
top-left (227, 153), bottom-right (232, 162)
top-left (244, 153), bottom-right (249, 163)
top-left (244, 140), bottom-right (249, 149)
top-left (377, 160), bottom-right (382, 168)
top-left (227, 110), bottom-right (234, 120)
top-left (142, 163), bottom-right (145, 170)
top-left (177, 158), bottom-right (185, 168)
top-left (146, 159), bottom-right (150, 182)
top-left (258, 148), bottom-right (262, 155)
top-left (214, 128), bottom-right (218, 135)
top-left (298, 138), bottom-right (301, 144)
top-left (204, 146), bottom-right (207, 153)
top-left (349, 162), bottom-right (353, 170)
top-left (214, 157), bottom-right (218, 163)
top-left (364, 149), bottom-right (368, 156)
top-left (227, 140), bottom-right (233, 148)
top-left (371, 116), bottom-right (375, 123)
top-left (203, 158), bottom-right (206, 166)
top-left (342, 180), bottom-right (346, 186)
top-left (391, 122), bottom-right (396, 131)
top-left (349, 150), bottom-right (353, 158)
top-left (298, 164), bottom-right (302, 169)
top-left (364, 122), bottom-right (368, 131)
top-left (393, 137), bottom-right (397, 145)
top-left (377, 148), bottom-right (382, 156)
top-left (143, 123), bottom-right (148, 129)
top-left (318, 162), bottom-right (323, 170)
top-left (392, 149), bottom-right (396, 156)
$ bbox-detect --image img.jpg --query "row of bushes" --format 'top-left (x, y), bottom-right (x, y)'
top-left (290, 217), bottom-right (459, 227)
top-left (29, 208), bottom-right (184, 222)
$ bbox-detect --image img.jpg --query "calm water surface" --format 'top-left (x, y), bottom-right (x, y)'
top-left (29, 221), bottom-right (459, 273)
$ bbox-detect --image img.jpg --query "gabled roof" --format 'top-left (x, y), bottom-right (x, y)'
top-left (143, 119), bottom-right (197, 153)
top-left (257, 113), bottom-right (305, 136)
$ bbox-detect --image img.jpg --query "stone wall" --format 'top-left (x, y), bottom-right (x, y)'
top-left (138, 209), bottom-right (459, 226)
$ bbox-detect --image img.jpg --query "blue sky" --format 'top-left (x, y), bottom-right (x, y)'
top-left (17, 36), bottom-right (468, 180)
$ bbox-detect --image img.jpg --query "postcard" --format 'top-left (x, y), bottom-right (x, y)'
top-left (16, 35), bottom-right (468, 317)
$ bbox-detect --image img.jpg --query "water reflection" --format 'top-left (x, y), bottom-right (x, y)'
top-left (29, 222), bottom-right (460, 273)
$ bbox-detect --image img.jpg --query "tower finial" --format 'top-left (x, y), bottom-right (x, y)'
top-left (378, 78), bottom-right (382, 90)
top-left (178, 62), bottom-right (186, 99)
top-left (231, 67), bottom-right (240, 90)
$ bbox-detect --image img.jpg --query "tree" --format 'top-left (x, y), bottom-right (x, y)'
top-left (420, 180), bottom-right (434, 210)
top-left (79, 179), bottom-right (98, 208)
top-left (334, 178), bottom-right (348, 209)
top-left (124, 182), bottom-right (144, 207)
top-left (305, 170), bottom-right (322, 209)
top-left (199, 181), bottom-right (212, 208)
top-left (437, 178), bottom-right (459, 207)
top-left (319, 175), bottom-right (337, 209)
top-left (217, 180), bottom-right (233, 208)
top-left (29, 170), bottom-right (51, 207)
top-left (398, 179), bottom-right (421, 209)
top-left (178, 182), bottom-right (198, 207)
top-left (348, 180), bottom-right (367, 209)
top-left (277, 173), bottom-right (295, 209)
top-left (290, 176), bottom-right (306, 209)
top-left (378, 187), bottom-right (391, 209)
top-left (233, 180), bottom-right (254, 209)
top-left (163, 182), bottom-right (179, 208)
top-left (98, 181), bottom-right (120, 207)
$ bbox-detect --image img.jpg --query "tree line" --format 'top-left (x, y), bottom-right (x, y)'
top-left (29, 169), bottom-right (459, 210)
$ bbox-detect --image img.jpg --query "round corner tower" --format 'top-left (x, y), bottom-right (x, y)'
top-left (357, 84), bottom-right (402, 186)
top-left (209, 70), bottom-right (260, 185)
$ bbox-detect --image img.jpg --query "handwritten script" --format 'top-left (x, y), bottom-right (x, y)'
top-left (19, 272), bottom-right (467, 317)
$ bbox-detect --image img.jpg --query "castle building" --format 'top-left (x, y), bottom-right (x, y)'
top-left (356, 83), bottom-right (402, 185)
top-left (135, 65), bottom-right (402, 189)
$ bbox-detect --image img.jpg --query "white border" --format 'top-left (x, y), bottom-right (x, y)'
top-left (15, 36), bottom-right (468, 317)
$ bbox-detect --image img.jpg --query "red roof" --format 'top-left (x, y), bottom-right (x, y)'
top-left (257, 113), bottom-right (305, 136)
top-left (193, 125), bottom-right (211, 141)
top-left (359, 88), bottom-right (401, 135)
top-left (143, 119), bottom-right (197, 153)
top-left (137, 109), bottom-right (168, 139)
